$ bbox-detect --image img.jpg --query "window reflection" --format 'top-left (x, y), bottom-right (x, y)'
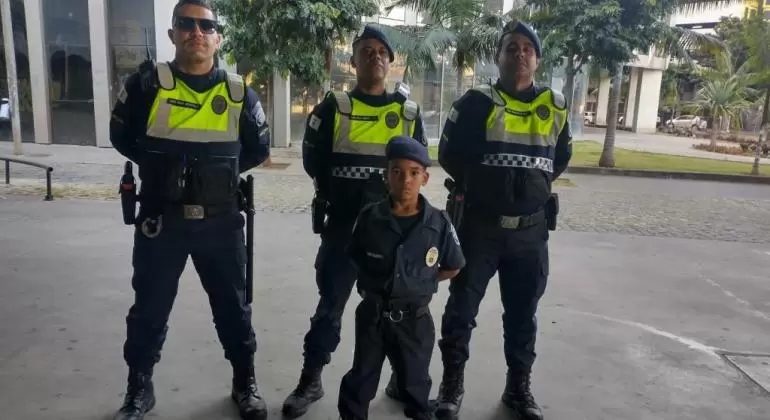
top-left (107, 0), bottom-right (156, 106)
top-left (43, 0), bottom-right (95, 145)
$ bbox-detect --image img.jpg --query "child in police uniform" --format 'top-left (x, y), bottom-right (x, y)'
top-left (337, 135), bottom-right (466, 420)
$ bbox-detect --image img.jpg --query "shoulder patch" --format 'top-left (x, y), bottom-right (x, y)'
top-left (156, 62), bottom-right (174, 90)
top-left (226, 72), bottom-right (245, 103)
top-left (550, 89), bottom-right (566, 110)
top-left (402, 100), bottom-right (418, 121)
top-left (331, 91), bottom-right (352, 115)
top-left (118, 85), bottom-right (128, 103)
top-left (308, 114), bottom-right (322, 131)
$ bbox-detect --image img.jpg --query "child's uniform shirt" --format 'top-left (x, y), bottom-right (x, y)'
top-left (347, 194), bottom-right (466, 300)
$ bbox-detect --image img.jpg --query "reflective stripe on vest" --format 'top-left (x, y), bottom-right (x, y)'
top-left (331, 91), bottom-right (417, 157)
top-left (331, 166), bottom-right (385, 180)
top-left (146, 62), bottom-right (245, 143)
top-left (472, 84), bottom-right (566, 173)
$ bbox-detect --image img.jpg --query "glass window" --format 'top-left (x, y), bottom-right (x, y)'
top-left (43, 0), bottom-right (96, 145)
top-left (107, 0), bottom-right (156, 106)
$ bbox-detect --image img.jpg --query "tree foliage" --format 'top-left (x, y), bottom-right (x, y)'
top-left (212, 0), bottom-right (378, 85)
top-left (376, 0), bottom-right (505, 92)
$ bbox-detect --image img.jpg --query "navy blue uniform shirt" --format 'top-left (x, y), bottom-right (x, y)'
top-left (438, 81), bottom-right (572, 182)
top-left (109, 62), bottom-right (271, 172)
top-left (347, 195), bottom-right (466, 299)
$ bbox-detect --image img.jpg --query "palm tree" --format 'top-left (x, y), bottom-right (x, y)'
top-left (694, 78), bottom-right (755, 148)
top-left (375, 0), bottom-right (504, 97)
top-left (598, 1), bottom-right (732, 168)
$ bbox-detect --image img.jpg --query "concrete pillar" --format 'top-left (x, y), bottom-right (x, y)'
top-left (154, 0), bottom-right (174, 62)
top-left (23, 0), bottom-right (52, 144)
top-left (88, 0), bottom-right (112, 147)
top-left (631, 68), bottom-right (663, 133)
top-left (272, 70), bottom-right (291, 148)
top-left (624, 67), bottom-right (640, 128)
top-left (595, 76), bottom-right (610, 126)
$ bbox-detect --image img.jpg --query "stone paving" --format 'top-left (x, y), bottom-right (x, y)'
top-left (4, 158), bottom-right (769, 244)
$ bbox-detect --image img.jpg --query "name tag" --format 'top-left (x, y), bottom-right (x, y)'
top-left (366, 252), bottom-right (384, 259)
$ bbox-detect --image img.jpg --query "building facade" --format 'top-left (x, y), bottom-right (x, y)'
top-left (1, 0), bottom-right (240, 148)
top-left (0, 0), bottom-right (757, 149)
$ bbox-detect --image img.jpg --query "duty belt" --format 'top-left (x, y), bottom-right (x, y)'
top-left (472, 208), bottom-right (546, 230)
top-left (361, 292), bottom-right (430, 323)
top-left (499, 208), bottom-right (546, 229)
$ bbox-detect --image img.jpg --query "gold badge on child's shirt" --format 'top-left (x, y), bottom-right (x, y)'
top-left (425, 247), bottom-right (439, 267)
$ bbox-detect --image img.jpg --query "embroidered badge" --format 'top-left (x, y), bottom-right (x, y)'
top-left (535, 104), bottom-right (550, 120)
top-left (385, 111), bottom-right (400, 129)
top-left (425, 247), bottom-right (439, 267)
top-left (211, 95), bottom-right (227, 115)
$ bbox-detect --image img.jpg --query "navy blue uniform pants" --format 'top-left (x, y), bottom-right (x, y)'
top-left (338, 299), bottom-right (435, 420)
top-left (123, 213), bottom-right (257, 373)
top-left (302, 220), bottom-right (358, 370)
top-left (439, 216), bottom-right (549, 373)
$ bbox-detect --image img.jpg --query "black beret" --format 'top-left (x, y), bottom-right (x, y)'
top-left (386, 135), bottom-right (431, 167)
top-left (353, 24), bottom-right (395, 63)
top-left (499, 20), bottom-right (542, 58)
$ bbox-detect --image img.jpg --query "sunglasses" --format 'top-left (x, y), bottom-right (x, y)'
top-left (174, 16), bottom-right (218, 34)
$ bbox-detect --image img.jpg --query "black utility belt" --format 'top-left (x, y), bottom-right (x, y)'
top-left (360, 292), bottom-right (430, 322)
top-left (471, 208), bottom-right (546, 230)
top-left (144, 201), bottom-right (237, 220)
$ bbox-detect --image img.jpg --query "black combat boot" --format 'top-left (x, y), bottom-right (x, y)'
top-left (501, 370), bottom-right (543, 420)
top-left (433, 364), bottom-right (465, 420)
top-left (281, 367), bottom-right (324, 418)
top-left (231, 365), bottom-right (268, 420)
top-left (113, 369), bottom-right (156, 420)
top-left (385, 372), bottom-right (403, 402)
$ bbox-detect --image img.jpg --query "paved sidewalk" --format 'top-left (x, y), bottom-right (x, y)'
top-left (1, 198), bottom-right (770, 419)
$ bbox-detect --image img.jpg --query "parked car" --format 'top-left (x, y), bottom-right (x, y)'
top-left (0, 98), bottom-right (10, 124)
top-left (665, 115), bottom-right (707, 130)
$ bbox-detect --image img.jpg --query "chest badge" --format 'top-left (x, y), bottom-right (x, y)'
top-left (211, 95), bottom-right (227, 115)
top-left (425, 247), bottom-right (439, 267)
top-left (535, 105), bottom-right (550, 120)
top-left (385, 111), bottom-right (400, 128)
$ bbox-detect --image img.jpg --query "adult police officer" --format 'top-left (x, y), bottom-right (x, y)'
top-left (433, 21), bottom-right (572, 420)
top-left (109, 1), bottom-right (270, 419)
top-left (282, 25), bottom-right (426, 418)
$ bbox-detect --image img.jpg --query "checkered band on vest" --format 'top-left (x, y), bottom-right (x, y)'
top-left (331, 166), bottom-right (385, 180)
top-left (481, 153), bottom-right (554, 173)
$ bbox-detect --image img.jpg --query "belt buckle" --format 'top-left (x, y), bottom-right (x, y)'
top-left (384, 310), bottom-right (404, 323)
top-left (500, 215), bottom-right (521, 229)
top-left (183, 205), bottom-right (204, 220)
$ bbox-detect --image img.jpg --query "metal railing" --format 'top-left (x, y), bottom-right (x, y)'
top-left (1, 155), bottom-right (54, 201)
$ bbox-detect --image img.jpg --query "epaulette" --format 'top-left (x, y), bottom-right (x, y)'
top-left (402, 100), bottom-right (418, 121)
top-left (549, 88), bottom-right (566, 110)
top-left (156, 62), bottom-right (175, 90)
top-left (330, 91), bottom-right (352, 115)
top-left (225, 71), bottom-right (245, 103)
top-left (470, 84), bottom-right (505, 107)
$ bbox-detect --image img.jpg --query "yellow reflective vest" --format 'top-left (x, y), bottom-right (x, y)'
top-left (145, 62), bottom-right (245, 145)
top-left (454, 84), bottom-right (566, 173)
top-left (329, 91), bottom-right (418, 180)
